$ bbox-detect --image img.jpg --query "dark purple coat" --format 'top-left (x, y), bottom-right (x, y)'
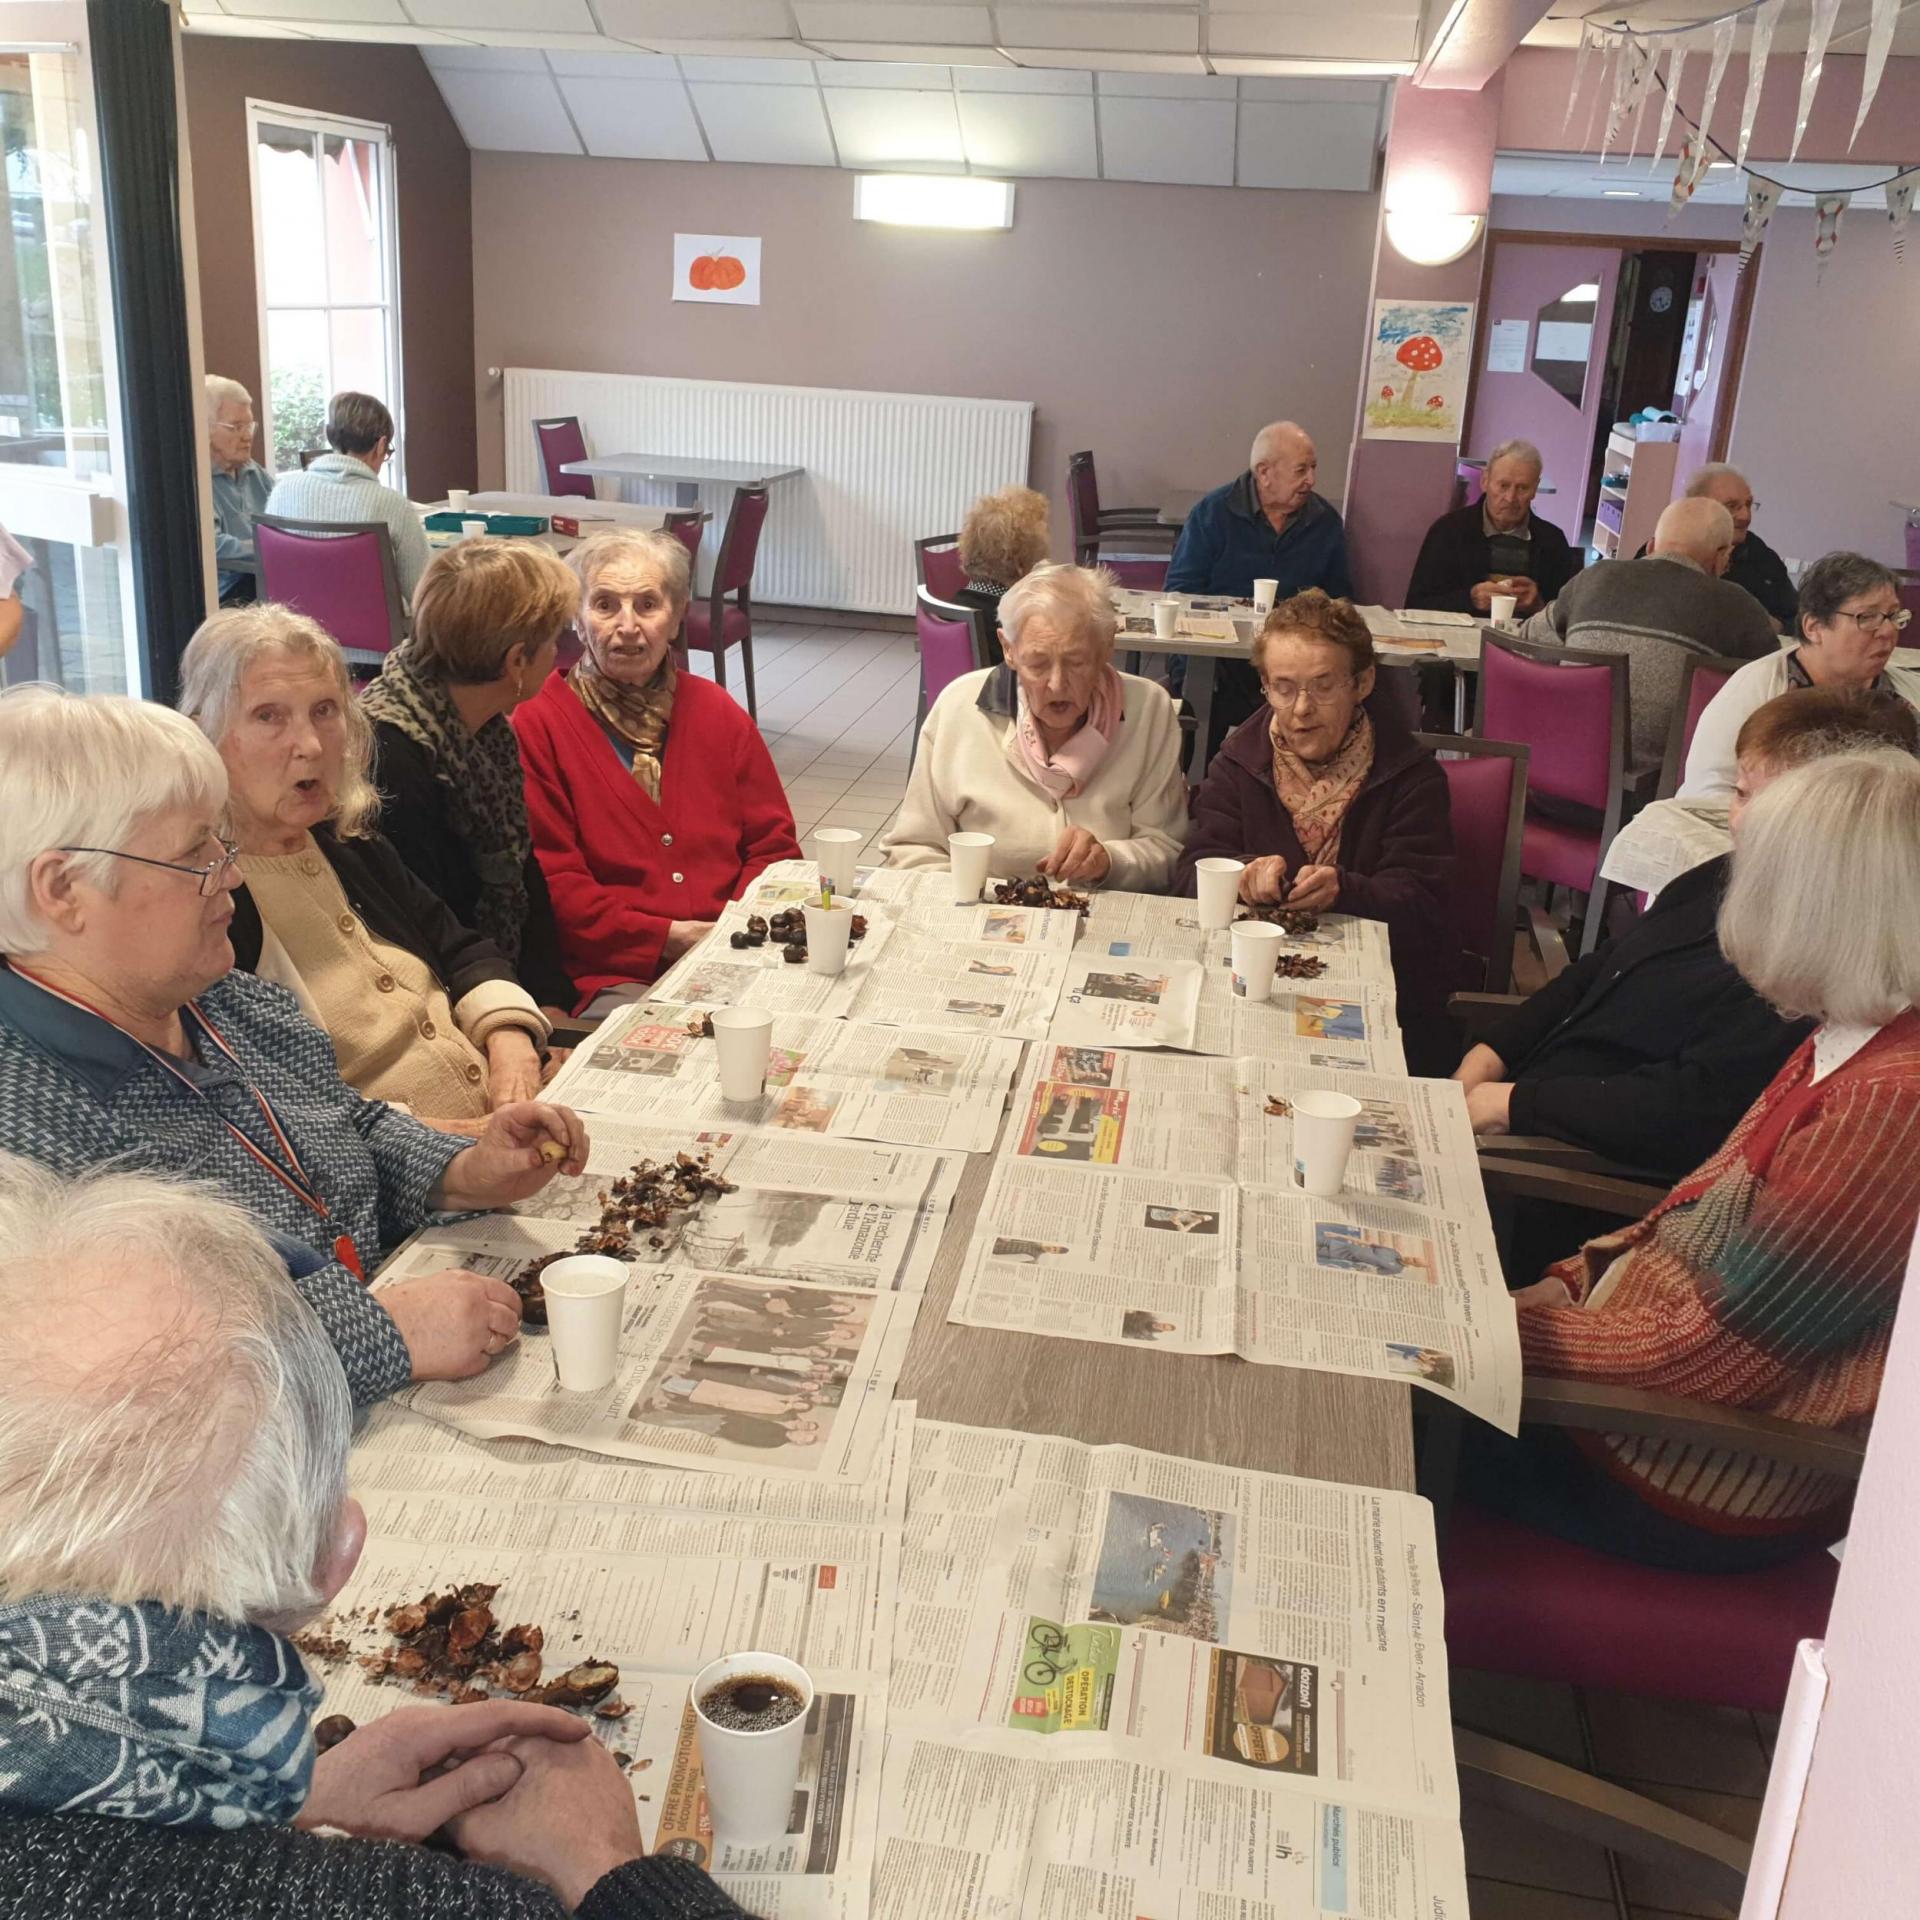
top-left (1174, 693), bottom-right (1458, 1024)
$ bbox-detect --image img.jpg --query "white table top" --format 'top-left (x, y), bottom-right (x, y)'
top-left (417, 492), bottom-right (697, 531)
top-left (560, 455), bottom-right (804, 487)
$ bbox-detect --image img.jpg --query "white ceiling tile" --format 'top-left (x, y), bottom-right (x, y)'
top-left (812, 60), bottom-right (954, 89)
top-left (1097, 94), bottom-right (1235, 185)
top-left (544, 50), bottom-right (682, 77)
top-left (595, 0), bottom-right (791, 36)
top-left (423, 43), bottom-right (552, 71)
top-left (404, 0), bottom-right (595, 26)
top-left (662, 47), bottom-right (821, 72)
top-left (793, 4), bottom-right (992, 41)
top-left (182, 16), bottom-right (315, 35)
top-left (1096, 70), bottom-right (1235, 98)
top-left (1211, 13), bottom-right (1423, 61)
top-left (823, 87), bottom-right (967, 169)
top-left (953, 65), bottom-right (1092, 94)
top-left (182, 0), bottom-right (229, 12)
top-left (1211, 58), bottom-right (1415, 77)
top-left (1236, 100), bottom-right (1378, 191)
top-left (813, 43), bottom-right (1012, 65)
top-left (278, 20), bottom-right (465, 41)
top-left (956, 91), bottom-right (1096, 177)
top-left (558, 77), bottom-right (709, 159)
top-left (218, 0), bottom-right (404, 20)
top-left (1008, 49), bottom-right (1207, 73)
top-left (453, 31), bottom-right (642, 52)
top-left (429, 68), bottom-right (583, 152)
top-left (996, 8), bottom-right (1197, 54)
top-left (689, 81), bottom-right (838, 165)
top-left (1235, 76), bottom-right (1393, 104)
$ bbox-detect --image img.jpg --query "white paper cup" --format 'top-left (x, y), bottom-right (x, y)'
top-left (1152, 598), bottom-right (1180, 639)
top-left (1230, 921), bottom-right (1285, 1000)
top-left (460, 517), bottom-right (488, 540)
top-left (813, 827), bottom-right (862, 895)
top-left (1291, 1090), bottom-right (1363, 1199)
top-left (446, 488), bottom-right (470, 512)
top-left (1195, 856), bottom-right (1244, 931)
top-left (538, 1254), bottom-right (628, 1392)
top-left (1489, 592), bottom-right (1518, 628)
top-left (1252, 577), bottom-right (1279, 615)
top-left (692, 1651), bottom-right (814, 1845)
top-left (710, 1006), bottom-right (773, 1102)
top-left (802, 902), bottom-right (853, 976)
top-left (948, 831), bottom-right (994, 902)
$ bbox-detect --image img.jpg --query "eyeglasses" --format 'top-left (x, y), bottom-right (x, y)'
top-left (59, 834), bottom-right (242, 897)
top-left (1830, 607), bottom-right (1912, 635)
top-left (1263, 675), bottom-right (1357, 706)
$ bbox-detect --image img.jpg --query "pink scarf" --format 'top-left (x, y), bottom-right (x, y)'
top-left (1013, 667), bottom-right (1126, 800)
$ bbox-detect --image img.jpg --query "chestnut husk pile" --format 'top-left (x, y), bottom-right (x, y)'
top-left (991, 875), bottom-right (1091, 913)
top-left (1273, 953), bottom-right (1327, 980)
top-left (1235, 905), bottom-right (1322, 937)
top-left (730, 908), bottom-right (868, 961)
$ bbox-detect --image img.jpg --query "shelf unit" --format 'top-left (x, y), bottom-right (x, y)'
top-left (1591, 429), bottom-right (1679, 561)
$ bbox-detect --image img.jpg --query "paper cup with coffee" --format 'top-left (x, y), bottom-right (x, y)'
top-left (1489, 592), bottom-right (1518, 629)
top-left (948, 831), bottom-right (994, 903)
top-left (445, 488), bottom-right (470, 512)
top-left (710, 1006), bottom-right (773, 1102)
top-left (802, 901), bottom-right (853, 976)
top-left (813, 827), bottom-right (862, 895)
top-left (1195, 856), bottom-right (1244, 931)
top-left (1152, 599), bottom-right (1180, 639)
top-left (693, 1652), bottom-right (815, 1845)
top-left (1230, 920), bottom-right (1285, 999)
top-left (1291, 1090), bottom-right (1363, 1199)
top-left (1251, 577), bottom-right (1279, 615)
top-left (538, 1254), bottom-right (628, 1392)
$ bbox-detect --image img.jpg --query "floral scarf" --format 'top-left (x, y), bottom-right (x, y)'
top-left (359, 639), bottom-right (533, 963)
top-left (570, 650), bottom-right (677, 805)
top-left (0, 1595), bottom-right (319, 1829)
top-left (1012, 666), bottom-right (1126, 801)
top-left (1269, 708), bottom-right (1375, 866)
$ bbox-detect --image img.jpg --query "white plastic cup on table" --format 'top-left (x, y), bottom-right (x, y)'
top-left (813, 827), bottom-right (862, 895)
top-left (446, 488), bottom-right (470, 513)
top-left (1489, 592), bottom-right (1518, 629)
top-left (1251, 577), bottom-right (1279, 616)
top-left (802, 901), bottom-right (853, 976)
top-left (1230, 920), bottom-right (1285, 1000)
top-left (460, 518), bottom-right (488, 541)
top-left (1291, 1090), bottom-right (1364, 1199)
top-left (1152, 598), bottom-right (1180, 640)
top-left (1195, 856), bottom-right (1244, 931)
top-left (538, 1254), bottom-right (629, 1393)
top-left (692, 1651), bottom-right (815, 1845)
top-left (948, 831), bottom-right (994, 903)
top-left (710, 1006), bottom-right (773, 1102)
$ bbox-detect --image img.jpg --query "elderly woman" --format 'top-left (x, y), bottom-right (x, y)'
top-left (0, 685), bottom-right (588, 1409)
top-left (1446, 751), bottom-right (1920, 1572)
top-left (883, 562), bottom-right (1188, 890)
top-left (514, 530), bottom-right (799, 1007)
top-left (179, 606), bottom-right (551, 1128)
top-left (0, 1157), bottom-right (748, 1920)
top-left (1680, 549), bottom-right (1920, 799)
top-left (952, 484), bottom-right (1051, 642)
top-left (361, 540), bottom-right (578, 1010)
top-left (1176, 590), bottom-right (1455, 1060)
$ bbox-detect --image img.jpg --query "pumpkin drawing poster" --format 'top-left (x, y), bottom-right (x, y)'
top-left (1362, 299), bottom-right (1474, 442)
top-left (673, 233), bottom-right (762, 306)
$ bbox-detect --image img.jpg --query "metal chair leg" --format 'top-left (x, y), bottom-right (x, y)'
top-left (740, 630), bottom-right (758, 721)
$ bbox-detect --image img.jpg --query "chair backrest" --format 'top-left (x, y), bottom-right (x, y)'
top-left (714, 486), bottom-right (770, 599)
top-left (533, 416), bottom-right (594, 498)
top-left (296, 446), bottom-right (324, 470)
top-left (1414, 733), bottom-right (1529, 994)
top-left (1066, 451), bottom-right (1099, 564)
top-left (664, 509), bottom-right (704, 565)
top-left (1455, 458), bottom-right (1484, 507)
top-left (255, 515), bottom-right (405, 659)
top-left (916, 587), bottom-right (991, 706)
top-left (1657, 652), bottom-right (1748, 800)
top-left (1474, 630), bottom-right (1628, 816)
top-left (915, 532), bottom-right (967, 600)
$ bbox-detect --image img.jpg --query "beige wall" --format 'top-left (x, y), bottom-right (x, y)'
top-left (470, 154), bottom-right (1380, 556)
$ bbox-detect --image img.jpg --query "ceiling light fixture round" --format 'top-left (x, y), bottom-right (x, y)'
top-left (1382, 207), bottom-right (1485, 267)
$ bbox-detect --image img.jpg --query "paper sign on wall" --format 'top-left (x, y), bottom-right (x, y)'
top-left (673, 234), bottom-right (761, 305)
top-left (1485, 319), bottom-right (1528, 374)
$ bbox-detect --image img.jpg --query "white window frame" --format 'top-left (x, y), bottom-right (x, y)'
top-left (243, 98), bottom-right (405, 490)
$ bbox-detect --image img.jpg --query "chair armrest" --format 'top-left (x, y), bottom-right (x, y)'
top-left (1622, 763), bottom-right (1661, 800)
top-left (1483, 1136), bottom-right (1676, 1184)
top-left (1449, 990), bottom-right (1524, 1042)
top-left (1527, 902), bottom-right (1571, 980)
top-left (546, 1022), bottom-right (595, 1048)
top-left (1478, 1154), bottom-right (1667, 1219)
top-left (1098, 506), bottom-right (1170, 526)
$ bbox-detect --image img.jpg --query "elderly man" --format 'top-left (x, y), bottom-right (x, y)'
top-left (207, 375), bottom-right (272, 607)
top-left (264, 390), bottom-right (431, 605)
top-left (1404, 439), bottom-right (1582, 616)
top-left (0, 1154), bottom-right (748, 1920)
top-left (1521, 495), bottom-right (1780, 772)
top-left (1637, 463), bottom-right (1797, 631)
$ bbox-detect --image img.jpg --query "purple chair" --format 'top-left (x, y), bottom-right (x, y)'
top-left (1656, 653), bottom-right (1747, 800)
top-left (915, 532), bottom-right (968, 600)
top-left (913, 587), bottom-right (993, 759)
top-left (255, 515), bottom-right (405, 665)
top-left (1474, 631), bottom-right (1631, 958)
top-left (533, 416), bottom-right (595, 499)
top-left (1067, 450), bottom-right (1171, 590)
top-left (681, 486), bottom-right (769, 718)
top-left (664, 509), bottom-right (704, 567)
top-left (1414, 734), bottom-right (1529, 995)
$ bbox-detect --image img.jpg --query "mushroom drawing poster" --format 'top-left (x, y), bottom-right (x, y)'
top-left (673, 233), bottom-right (761, 306)
top-left (1363, 300), bottom-right (1475, 442)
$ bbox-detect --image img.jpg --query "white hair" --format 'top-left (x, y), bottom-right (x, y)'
top-left (204, 374), bottom-right (252, 428)
top-left (0, 686), bottom-right (228, 957)
top-left (1250, 420), bottom-right (1312, 470)
top-left (1653, 495), bottom-right (1735, 565)
top-left (1720, 751), bottom-right (1920, 1028)
top-left (1685, 461), bottom-right (1749, 498)
top-left (998, 561), bottom-right (1120, 657)
top-left (1486, 438), bottom-right (1544, 476)
top-left (0, 1154), bottom-right (352, 1621)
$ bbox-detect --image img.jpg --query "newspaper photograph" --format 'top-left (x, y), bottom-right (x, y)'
top-left (545, 998), bottom-right (1022, 1155)
top-left (1190, 972), bottom-right (1408, 1072)
top-left (1046, 952), bottom-right (1204, 1049)
top-left (1597, 794), bottom-right (1730, 901)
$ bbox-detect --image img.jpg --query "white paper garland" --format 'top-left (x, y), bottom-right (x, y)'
top-left (1853, 0), bottom-right (1902, 146)
top-left (1736, 0), bottom-right (1786, 173)
top-left (1791, 0), bottom-right (1845, 162)
top-left (1651, 41), bottom-right (1688, 170)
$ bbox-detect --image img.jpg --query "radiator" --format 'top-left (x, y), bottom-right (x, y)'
top-left (503, 368), bottom-right (1033, 615)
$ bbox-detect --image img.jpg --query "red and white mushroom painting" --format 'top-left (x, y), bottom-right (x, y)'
top-left (1363, 300), bottom-right (1475, 441)
top-left (1394, 334), bottom-right (1445, 410)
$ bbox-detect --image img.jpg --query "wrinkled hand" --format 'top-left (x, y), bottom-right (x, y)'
top-left (1511, 1275), bottom-right (1573, 1311)
top-left (435, 1101), bottom-right (590, 1209)
top-left (1039, 827), bottom-right (1112, 884)
top-left (664, 919), bottom-right (714, 965)
top-left (1464, 1082), bottom-right (1514, 1136)
top-left (1453, 1043), bottom-right (1507, 1094)
top-left (540, 1047), bottom-right (572, 1086)
top-left (1467, 580), bottom-right (1499, 613)
top-left (297, 1703), bottom-right (591, 1843)
top-left (1508, 575), bottom-right (1542, 615)
top-left (1239, 855), bottom-right (1289, 905)
top-left (381, 1269), bottom-right (523, 1381)
top-left (486, 1030), bottom-right (545, 1112)
top-left (1285, 864), bottom-right (1340, 913)
top-left (447, 1730), bottom-right (647, 1910)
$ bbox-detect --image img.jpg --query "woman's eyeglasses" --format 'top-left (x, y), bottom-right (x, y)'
top-left (58, 834), bottom-right (243, 897)
top-left (1263, 675), bottom-right (1358, 707)
top-left (1831, 607), bottom-right (1913, 635)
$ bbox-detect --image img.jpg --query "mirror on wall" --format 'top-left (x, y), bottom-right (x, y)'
top-left (1530, 280), bottom-right (1601, 405)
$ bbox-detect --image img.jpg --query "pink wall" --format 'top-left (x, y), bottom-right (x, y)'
top-left (1671, 250), bottom-right (1742, 487)
top-left (469, 155), bottom-right (1380, 564)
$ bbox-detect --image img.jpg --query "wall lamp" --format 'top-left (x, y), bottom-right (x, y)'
top-left (1383, 206), bottom-right (1485, 266)
top-left (853, 173), bottom-right (1015, 231)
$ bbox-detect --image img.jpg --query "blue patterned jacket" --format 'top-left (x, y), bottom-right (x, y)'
top-left (0, 964), bottom-right (468, 1408)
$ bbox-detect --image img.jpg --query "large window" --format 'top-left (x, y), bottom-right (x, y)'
top-left (246, 101), bottom-right (402, 484)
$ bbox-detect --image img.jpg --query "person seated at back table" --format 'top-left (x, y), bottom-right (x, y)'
top-left (0, 1154), bottom-right (750, 1920)
top-left (1174, 590), bottom-right (1457, 1071)
top-left (1457, 686), bottom-right (1920, 1179)
top-left (1404, 438), bottom-right (1582, 618)
top-left (1680, 550), bottom-right (1919, 800)
top-left (883, 562), bottom-right (1188, 892)
top-left (1635, 462), bottom-right (1799, 632)
top-left (951, 483), bottom-right (1051, 661)
top-left (207, 375), bottom-right (272, 607)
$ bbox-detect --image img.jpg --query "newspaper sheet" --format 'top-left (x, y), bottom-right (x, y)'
top-left (302, 1400), bottom-right (914, 1919)
top-left (951, 1051), bottom-right (1522, 1432)
top-left (875, 1418), bottom-right (1469, 1920)
top-left (657, 900), bottom-right (898, 1018)
top-left (1597, 794), bottom-right (1730, 900)
top-left (1082, 893), bottom-right (1397, 998)
top-left (544, 997), bottom-right (1022, 1155)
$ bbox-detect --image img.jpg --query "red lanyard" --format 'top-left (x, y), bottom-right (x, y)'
top-left (11, 967), bottom-right (364, 1281)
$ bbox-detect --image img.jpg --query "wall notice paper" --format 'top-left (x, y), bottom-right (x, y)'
top-left (673, 232), bottom-right (761, 305)
top-left (1597, 795), bottom-right (1731, 901)
top-left (949, 1049), bottom-right (1522, 1431)
top-left (1485, 317), bottom-right (1529, 373)
top-left (297, 1401), bottom-right (911, 1918)
top-left (875, 1418), bottom-right (1470, 1919)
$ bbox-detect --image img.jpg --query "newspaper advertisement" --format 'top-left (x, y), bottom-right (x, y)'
top-left (875, 1418), bottom-right (1469, 1920)
top-left (1597, 794), bottom-right (1730, 901)
top-left (298, 1401), bottom-right (915, 1919)
top-left (544, 997), bottom-right (1022, 1155)
top-left (1046, 952), bottom-right (1205, 1050)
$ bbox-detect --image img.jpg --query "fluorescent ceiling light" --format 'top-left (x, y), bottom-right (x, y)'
top-left (1601, 189), bottom-right (1641, 199)
top-left (853, 173), bottom-right (1015, 230)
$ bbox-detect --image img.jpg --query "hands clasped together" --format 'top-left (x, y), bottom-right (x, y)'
top-left (1238, 853), bottom-right (1340, 915)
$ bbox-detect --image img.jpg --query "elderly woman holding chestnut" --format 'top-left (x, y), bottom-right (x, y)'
top-left (883, 563), bottom-right (1189, 891)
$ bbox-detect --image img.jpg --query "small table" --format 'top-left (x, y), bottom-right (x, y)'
top-left (418, 491), bottom-right (704, 556)
top-left (1109, 589), bottom-right (1259, 780)
top-left (1157, 486), bottom-right (1204, 527)
top-left (559, 454), bottom-right (805, 510)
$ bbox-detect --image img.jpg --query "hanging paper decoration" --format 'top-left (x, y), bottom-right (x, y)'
top-left (1668, 131), bottom-right (1715, 223)
top-left (1813, 191), bottom-right (1851, 276)
top-left (1583, 31), bottom-right (1621, 153)
top-left (1853, 0), bottom-right (1902, 146)
top-left (1623, 37), bottom-right (1662, 163)
top-left (1736, 0), bottom-right (1786, 173)
top-left (1887, 168), bottom-right (1919, 263)
top-left (1698, 15), bottom-right (1738, 158)
top-left (1651, 41), bottom-right (1688, 171)
top-left (1738, 176), bottom-right (1783, 271)
top-left (1791, 0), bottom-right (1845, 162)
top-left (1601, 32), bottom-right (1640, 156)
top-left (1565, 20), bottom-right (1596, 134)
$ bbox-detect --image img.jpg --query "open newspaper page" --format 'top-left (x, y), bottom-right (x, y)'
top-left (656, 900), bottom-right (897, 1017)
top-left (1083, 894), bottom-right (1398, 998)
top-left (876, 1419), bottom-right (1469, 1920)
top-left (1046, 951), bottom-right (1205, 1049)
top-left (544, 997), bottom-right (1022, 1154)
top-left (297, 1401), bottom-right (914, 1919)
top-left (1596, 794), bottom-right (1730, 900)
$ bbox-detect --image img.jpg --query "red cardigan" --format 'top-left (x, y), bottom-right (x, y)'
top-left (513, 669), bottom-right (800, 999)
